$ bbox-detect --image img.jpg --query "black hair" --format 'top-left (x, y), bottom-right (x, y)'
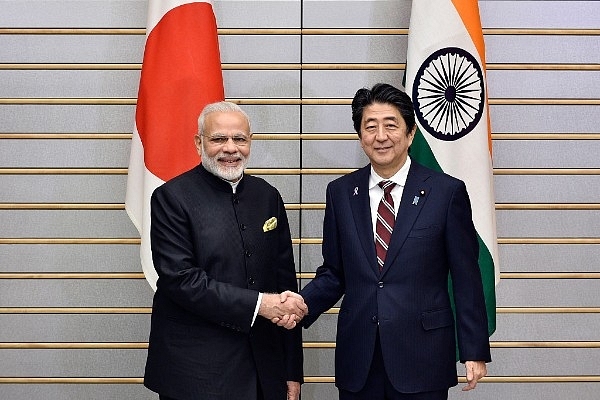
top-left (351, 83), bottom-right (416, 137)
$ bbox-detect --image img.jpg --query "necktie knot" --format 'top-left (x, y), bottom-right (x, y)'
top-left (378, 180), bottom-right (396, 195)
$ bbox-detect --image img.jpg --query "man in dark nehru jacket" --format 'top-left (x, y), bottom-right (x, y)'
top-left (144, 101), bottom-right (306, 400)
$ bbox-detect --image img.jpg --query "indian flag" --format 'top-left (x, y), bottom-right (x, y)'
top-left (404, 0), bottom-right (499, 335)
top-left (126, 0), bottom-right (224, 290)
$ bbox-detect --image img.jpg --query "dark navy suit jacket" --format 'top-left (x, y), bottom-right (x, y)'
top-left (301, 161), bottom-right (491, 393)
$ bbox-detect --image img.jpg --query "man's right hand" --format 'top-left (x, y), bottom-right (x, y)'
top-left (258, 291), bottom-right (307, 329)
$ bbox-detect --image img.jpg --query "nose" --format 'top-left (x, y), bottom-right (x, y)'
top-left (222, 137), bottom-right (238, 152)
top-left (375, 125), bottom-right (387, 141)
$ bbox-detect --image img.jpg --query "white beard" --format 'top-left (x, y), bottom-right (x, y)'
top-left (201, 144), bottom-right (249, 182)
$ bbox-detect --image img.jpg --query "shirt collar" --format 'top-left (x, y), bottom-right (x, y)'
top-left (369, 156), bottom-right (411, 190)
top-left (228, 175), bottom-right (242, 193)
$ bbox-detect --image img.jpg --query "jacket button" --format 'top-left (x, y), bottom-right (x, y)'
top-left (371, 315), bottom-right (378, 323)
top-left (248, 277), bottom-right (255, 285)
top-left (378, 281), bottom-right (384, 288)
top-left (245, 250), bottom-right (252, 257)
top-left (240, 224), bottom-right (246, 230)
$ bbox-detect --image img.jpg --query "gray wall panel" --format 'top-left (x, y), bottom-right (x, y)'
top-left (304, 348), bottom-right (335, 376)
top-left (0, 35), bottom-right (145, 63)
top-left (224, 70), bottom-right (300, 98)
top-left (302, 36), bottom-right (405, 63)
top-left (448, 383), bottom-right (600, 400)
top-left (300, 244), bottom-right (323, 273)
top-left (0, 0), bottom-right (147, 28)
top-left (300, 209), bottom-right (325, 238)
top-left (301, 174), bottom-right (343, 203)
top-left (0, 314), bottom-right (150, 342)
top-left (1, 139), bottom-right (130, 168)
top-left (213, 0), bottom-right (301, 28)
top-left (493, 140), bottom-right (600, 168)
top-left (287, 210), bottom-right (300, 238)
top-left (303, 0), bottom-right (410, 28)
top-left (487, 70), bottom-right (600, 99)
top-left (0, 70), bottom-right (141, 98)
top-left (301, 312), bottom-right (337, 342)
top-left (303, 70), bottom-right (405, 98)
top-left (300, 384), bottom-right (338, 400)
top-left (496, 210), bottom-right (600, 238)
top-left (0, 244), bottom-right (140, 273)
top-left (490, 105), bottom-right (600, 134)
top-left (0, 349), bottom-right (147, 376)
top-left (0, 105), bottom-right (136, 133)
top-left (243, 105), bottom-right (300, 133)
top-left (485, 36), bottom-right (600, 64)
top-left (499, 244), bottom-right (600, 273)
top-left (0, 175), bottom-right (127, 203)
top-left (302, 105), bottom-right (353, 134)
top-left (302, 140), bottom-right (368, 169)
top-left (0, 385), bottom-right (155, 400)
top-left (487, 348), bottom-right (600, 376)
top-left (254, 175), bottom-right (301, 204)
top-left (496, 279), bottom-right (600, 307)
top-left (0, 210), bottom-right (138, 237)
top-left (219, 35), bottom-right (301, 63)
top-left (494, 175), bottom-right (600, 203)
top-left (480, 1), bottom-right (600, 29)
top-left (249, 140), bottom-right (301, 168)
top-left (0, 280), bottom-right (153, 307)
top-left (493, 313), bottom-right (600, 341)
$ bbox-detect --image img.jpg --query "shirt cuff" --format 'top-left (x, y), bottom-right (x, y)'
top-left (251, 292), bottom-right (263, 327)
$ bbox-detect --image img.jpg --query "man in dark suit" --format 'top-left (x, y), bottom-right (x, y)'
top-left (144, 101), bottom-right (306, 400)
top-left (296, 83), bottom-right (491, 399)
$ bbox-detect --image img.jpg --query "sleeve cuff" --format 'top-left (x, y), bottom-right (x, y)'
top-left (251, 292), bottom-right (263, 326)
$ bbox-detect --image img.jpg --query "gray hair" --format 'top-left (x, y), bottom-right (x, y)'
top-left (197, 101), bottom-right (251, 135)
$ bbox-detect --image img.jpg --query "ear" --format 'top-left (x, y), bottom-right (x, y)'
top-left (407, 126), bottom-right (417, 146)
top-left (194, 134), bottom-right (202, 154)
top-left (409, 125), bottom-right (417, 137)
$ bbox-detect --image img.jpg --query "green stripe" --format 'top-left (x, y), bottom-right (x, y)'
top-left (478, 237), bottom-right (497, 335)
top-left (408, 129), bottom-right (442, 173)
top-left (411, 127), bottom-right (497, 337)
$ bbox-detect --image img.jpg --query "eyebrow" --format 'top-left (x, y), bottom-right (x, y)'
top-left (364, 116), bottom-right (399, 124)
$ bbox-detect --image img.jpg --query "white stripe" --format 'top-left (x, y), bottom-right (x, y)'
top-left (375, 234), bottom-right (389, 251)
top-left (146, 0), bottom-right (214, 35)
top-left (125, 126), bottom-right (163, 290)
top-left (405, 0), bottom-right (499, 282)
top-left (376, 215), bottom-right (394, 233)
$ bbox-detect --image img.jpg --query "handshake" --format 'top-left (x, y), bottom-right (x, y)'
top-left (258, 291), bottom-right (308, 330)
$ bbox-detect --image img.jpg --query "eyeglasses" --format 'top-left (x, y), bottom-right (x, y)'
top-left (201, 134), bottom-right (252, 147)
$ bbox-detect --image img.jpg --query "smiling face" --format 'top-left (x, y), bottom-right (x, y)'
top-left (194, 110), bottom-right (251, 182)
top-left (359, 102), bottom-right (416, 178)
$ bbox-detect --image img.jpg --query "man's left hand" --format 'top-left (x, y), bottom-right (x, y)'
top-left (286, 381), bottom-right (300, 400)
top-left (462, 360), bottom-right (487, 391)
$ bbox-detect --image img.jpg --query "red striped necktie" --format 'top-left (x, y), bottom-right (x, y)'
top-left (375, 180), bottom-right (396, 271)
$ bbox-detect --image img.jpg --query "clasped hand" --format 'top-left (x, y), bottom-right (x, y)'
top-left (258, 291), bottom-right (307, 330)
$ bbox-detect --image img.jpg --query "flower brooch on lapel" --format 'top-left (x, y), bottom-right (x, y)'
top-left (263, 217), bottom-right (278, 232)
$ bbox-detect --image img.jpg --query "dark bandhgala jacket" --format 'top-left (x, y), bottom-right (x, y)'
top-left (301, 161), bottom-right (491, 394)
top-left (144, 164), bottom-right (303, 400)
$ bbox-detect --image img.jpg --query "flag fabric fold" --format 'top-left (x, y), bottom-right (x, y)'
top-left (404, 0), bottom-right (499, 335)
top-left (126, 0), bottom-right (224, 290)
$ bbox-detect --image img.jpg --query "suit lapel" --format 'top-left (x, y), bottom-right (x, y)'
top-left (348, 166), bottom-right (378, 274)
top-left (381, 162), bottom-right (432, 276)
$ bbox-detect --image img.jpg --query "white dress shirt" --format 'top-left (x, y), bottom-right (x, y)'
top-left (368, 157), bottom-right (412, 239)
